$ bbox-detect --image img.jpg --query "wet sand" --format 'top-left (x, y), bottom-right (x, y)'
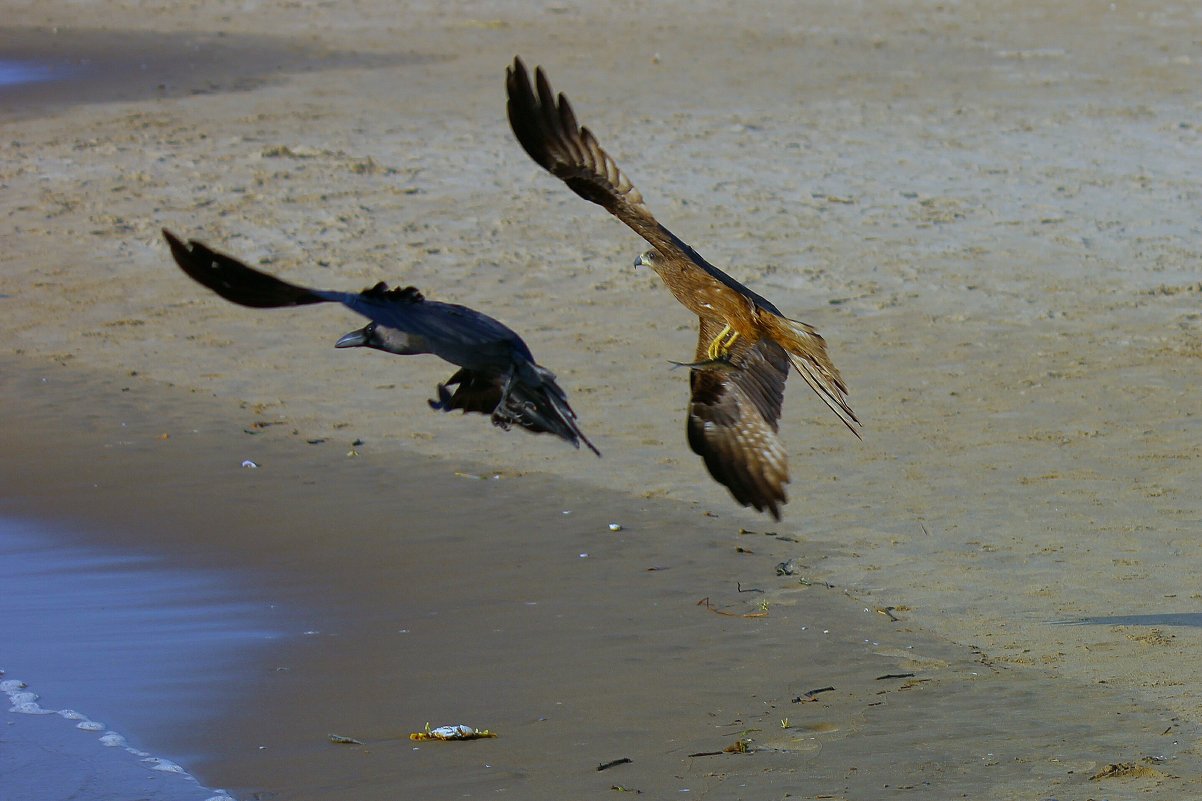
top-left (4, 0), bottom-right (1202, 798)
top-left (4, 360), bottom-right (1197, 799)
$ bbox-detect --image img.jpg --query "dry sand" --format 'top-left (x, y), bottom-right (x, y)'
top-left (3, 0), bottom-right (1202, 798)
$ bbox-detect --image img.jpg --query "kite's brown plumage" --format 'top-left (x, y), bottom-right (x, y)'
top-left (507, 57), bottom-right (860, 518)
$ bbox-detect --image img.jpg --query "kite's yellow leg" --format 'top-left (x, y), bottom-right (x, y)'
top-left (706, 324), bottom-right (741, 360)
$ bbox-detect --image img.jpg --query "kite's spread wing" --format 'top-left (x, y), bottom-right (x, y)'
top-left (687, 317), bottom-right (792, 519)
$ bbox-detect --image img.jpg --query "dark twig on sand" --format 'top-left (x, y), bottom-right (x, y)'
top-left (597, 757), bottom-right (632, 771)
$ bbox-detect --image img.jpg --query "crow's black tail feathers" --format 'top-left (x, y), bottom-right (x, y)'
top-left (430, 367), bottom-right (599, 456)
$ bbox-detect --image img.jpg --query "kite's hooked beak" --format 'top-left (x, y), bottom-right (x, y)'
top-left (634, 250), bottom-right (655, 269)
top-left (335, 326), bottom-right (371, 348)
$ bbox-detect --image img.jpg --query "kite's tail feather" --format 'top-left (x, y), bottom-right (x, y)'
top-left (769, 316), bottom-right (861, 437)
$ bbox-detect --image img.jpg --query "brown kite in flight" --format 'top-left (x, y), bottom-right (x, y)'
top-left (506, 57), bottom-right (859, 519)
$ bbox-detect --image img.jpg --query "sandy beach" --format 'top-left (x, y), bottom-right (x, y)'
top-left (4, 1), bottom-right (1202, 798)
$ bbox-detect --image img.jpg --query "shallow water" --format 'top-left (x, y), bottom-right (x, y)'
top-left (1056, 613), bottom-right (1202, 628)
top-left (0, 27), bottom-right (425, 120)
top-left (0, 60), bottom-right (63, 88)
top-left (0, 515), bottom-right (275, 801)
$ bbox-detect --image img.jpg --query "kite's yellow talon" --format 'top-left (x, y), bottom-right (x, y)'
top-left (706, 324), bottom-right (741, 360)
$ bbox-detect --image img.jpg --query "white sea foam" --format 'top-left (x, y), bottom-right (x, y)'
top-left (11, 700), bottom-right (55, 714)
top-left (143, 756), bottom-right (188, 774)
top-left (3, 675), bottom-right (234, 799)
top-left (8, 688), bottom-right (54, 715)
top-left (99, 731), bottom-right (127, 747)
